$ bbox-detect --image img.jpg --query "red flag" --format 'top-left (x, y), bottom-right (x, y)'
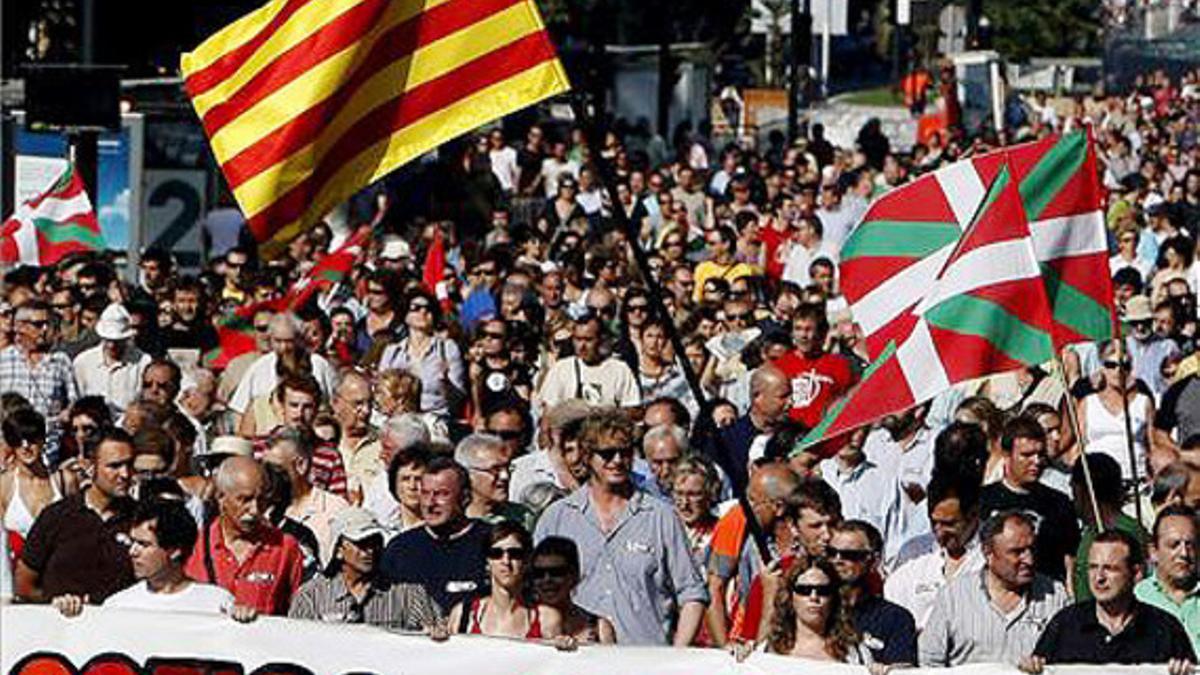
top-left (423, 229), bottom-right (446, 293)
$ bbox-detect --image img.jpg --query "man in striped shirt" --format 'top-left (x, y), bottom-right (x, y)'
top-left (288, 508), bottom-right (442, 631)
top-left (918, 510), bottom-right (1069, 667)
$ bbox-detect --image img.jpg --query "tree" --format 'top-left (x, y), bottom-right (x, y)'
top-left (974, 0), bottom-right (1101, 61)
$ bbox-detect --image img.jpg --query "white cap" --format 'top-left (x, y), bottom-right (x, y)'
top-left (380, 236), bottom-right (411, 261)
top-left (95, 303), bottom-right (136, 341)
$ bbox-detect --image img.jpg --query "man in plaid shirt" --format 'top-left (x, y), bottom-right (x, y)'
top-left (0, 301), bottom-right (77, 464)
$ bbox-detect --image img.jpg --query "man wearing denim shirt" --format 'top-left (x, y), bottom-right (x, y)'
top-left (534, 408), bottom-right (708, 645)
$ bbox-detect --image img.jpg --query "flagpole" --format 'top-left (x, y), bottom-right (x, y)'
top-left (1054, 350), bottom-right (1105, 533)
top-left (570, 98), bottom-right (774, 566)
top-left (1114, 336), bottom-right (1146, 528)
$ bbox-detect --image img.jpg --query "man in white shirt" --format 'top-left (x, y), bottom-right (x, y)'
top-left (885, 473), bottom-right (985, 630)
top-left (262, 427), bottom-right (349, 566)
top-left (863, 404), bottom-right (938, 554)
top-left (781, 216), bottom-right (839, 287)
top-left (819, 427), bottom-right (902, 564)
top-left (486, 128), bottom-right (519, 195)
top-left (534, 314), bottom-right (640, 413)
top-left (229, 312), bottom-right (338, 420)
top-left (540, 140), bottom-right (580, 198)
top-left (53, 499), bottom-right (253, 620)
top-left (72, 303), bottom-right (151, 416)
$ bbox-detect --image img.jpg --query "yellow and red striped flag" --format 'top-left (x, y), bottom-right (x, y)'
top-left (181, 0), bottom-right (570, 254)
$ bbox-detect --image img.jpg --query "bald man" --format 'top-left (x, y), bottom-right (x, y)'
top-left (706, 365), bottom-right (793, 493)
top-left (228, 312), bottom-right (339, 420)
top-left (333, 371), bottom-right (383, 493)
top-left (705, 462), bottom-right (803, 646)
top-left (184, 456), bottom-right (305, 615)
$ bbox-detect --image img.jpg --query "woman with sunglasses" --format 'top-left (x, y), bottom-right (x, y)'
top-left (379, 289), bottom-right (466, 420)
top-left (743, 558), bottom-right (875, 666)
top-left (0, 408), bottom-right (65, 561)
top-left (446, 521), bottom-right (563, 641)
top-left (1078, 339), bottom-right (1160, 484)
top-left (530, 536), bottom-right (615, 643)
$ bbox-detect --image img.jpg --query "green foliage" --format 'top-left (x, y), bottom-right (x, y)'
top-left (979, 0), bottom-right (1101, 60)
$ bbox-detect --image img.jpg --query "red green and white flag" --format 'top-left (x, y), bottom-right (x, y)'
top-left (285, 225), bottom-right (371, 310)
top-left (0, 164), bottom-right (105, 266)
top-left (799, 162), bottom-right (1058, 448)
top-left (840, 130), bottom-right (1114, 358)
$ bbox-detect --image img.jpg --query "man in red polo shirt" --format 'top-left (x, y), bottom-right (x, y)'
top-left (186, 456), bottom-right (305, 615)
top-left (772, 303), bottom-right (855, 429)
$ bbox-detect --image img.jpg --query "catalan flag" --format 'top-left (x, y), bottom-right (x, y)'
top-left (181, 0), bottom-right (570, 255)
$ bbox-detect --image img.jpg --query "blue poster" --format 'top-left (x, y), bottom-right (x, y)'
top-left (13, 125), bottom-right (132, 250)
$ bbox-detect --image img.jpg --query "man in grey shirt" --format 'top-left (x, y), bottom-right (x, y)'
top-left (918, 510), bottom-right (1069, 668)
top-left (534, 407), bottom-right (708, 645)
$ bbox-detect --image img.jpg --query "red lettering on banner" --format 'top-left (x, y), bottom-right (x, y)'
top-left (9, 653), bottom-right (319, 675)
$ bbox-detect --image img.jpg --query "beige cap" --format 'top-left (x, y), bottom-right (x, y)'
top-left (1124, 295), bottom-right (1153, 322)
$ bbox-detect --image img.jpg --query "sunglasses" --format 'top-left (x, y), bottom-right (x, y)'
top-left (486, 546), bottom-right (526, 561)
top-left (1103, 359), bottom-right (1133, 370)
top-left (593, 446), bottom-right (633, 463)
top-left (488, 429), bottom-right (524, 441)
top-left (482, 330), bottom-right (506, 340)
top-left (792, 583), bottom-right (836, 598)
top-left (409, 303), bottom-right (433, 313)
top-left (627, 304), bottom-right (649, 313)
top-left (531, 565), bottom-right (571, 581)
top-left (828, 547), bottom-right (873, 562)
top-left (726, 312), bottom-right (752, 322)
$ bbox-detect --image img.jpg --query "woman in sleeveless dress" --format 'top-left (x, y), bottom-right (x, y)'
top-left (0, 408), bottom-right (65, 559)
top-left (446, 522), bottom-right (564, 643)
top-left (1078, 339), bottom-right (1161, 485)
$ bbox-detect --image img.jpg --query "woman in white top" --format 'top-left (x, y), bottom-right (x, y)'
top-left (1078, 339), bottom-right (1159, 484)
top-left (0, 409), bottom-right (64, 550)
top-left (378, 290), bottom-right (465, 418)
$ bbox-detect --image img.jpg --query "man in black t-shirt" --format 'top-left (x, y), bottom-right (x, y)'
top-left (979, 417), bottom-right (1080, 583)
top-left (1030, 530), bottom-right (1195, 672)
top-left (380, 455), bottom-right (490, 612)
top-left (17, 430), bottom-right (137, 604)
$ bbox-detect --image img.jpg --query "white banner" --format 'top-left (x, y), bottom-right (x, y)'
top-left (0, 605), bottom-right (1173, 675)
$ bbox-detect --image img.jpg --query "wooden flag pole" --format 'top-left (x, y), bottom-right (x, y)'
top-left (1054, 349), bottom-right (1106, 533)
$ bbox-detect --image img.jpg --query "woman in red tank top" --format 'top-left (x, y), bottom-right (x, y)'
top-left (446, 521), bottom-right (562, 641)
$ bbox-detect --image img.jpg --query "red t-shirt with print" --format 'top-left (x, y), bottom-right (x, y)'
top-left (772, 350), bottom-right (856, 429)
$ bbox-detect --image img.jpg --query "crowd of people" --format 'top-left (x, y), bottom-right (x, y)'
top-left (4, 65), bottom-right (1200, 671)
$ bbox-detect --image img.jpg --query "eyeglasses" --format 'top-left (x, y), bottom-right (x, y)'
top-left (792, 583), bottom-right (836, 598)
top-left (470, 463), bottom-right (511, 480)
top-left (531, 565), bottom-right (571, 581)
top-left (1103, 359), bottom-right (1133, 370)
top-left (486, 546), bottom-right (525, 561)
top-left (828, 547), bottom-right (873, 562)
top-left (593, 445), bottom-right (634, 463)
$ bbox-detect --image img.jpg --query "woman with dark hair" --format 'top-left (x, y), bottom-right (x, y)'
top-left (379, 289), bottom-right (466, 419)
top-left (61, 395), bottom-right (112, 465)
top-left (1151, 235), bottom-right (1197, 303)
top-left (530, 536), bottom-right (615, 643)
top-left (446, 521), bottom-right (563, 641)
top-left (0, 408), bottom-right (65, 559)
top-left (747, 558), bottom-right (873, 665)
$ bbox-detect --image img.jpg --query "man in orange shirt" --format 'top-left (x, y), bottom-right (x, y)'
top-left (186, 456), bottom-right (305, 615)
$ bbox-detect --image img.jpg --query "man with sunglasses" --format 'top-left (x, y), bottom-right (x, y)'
top-left (289, 507), bottom-right (442, 631)
top-left (828, 520), bottom-right (917, 666)
top-left (534, 408), bottom-right (708, 646)
top-left (0, 300), bottom-right (77, 464)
